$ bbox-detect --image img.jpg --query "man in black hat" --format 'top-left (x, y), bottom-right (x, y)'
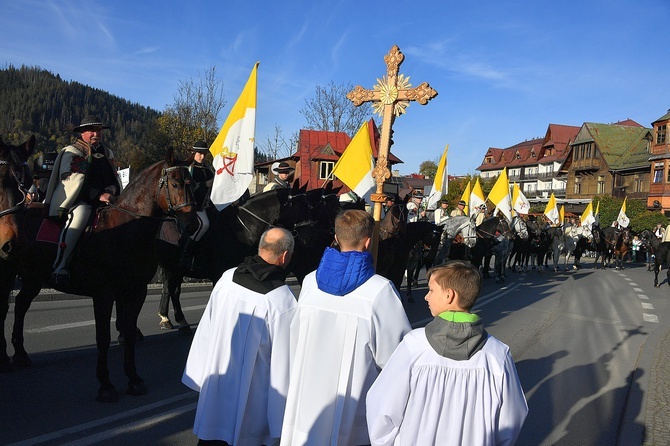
top-left (45, 114), bottom-right (121, 284)
top-left (450, 199), bottom-right (467, 217)
top-left (178, 140), bottom-right (215, 270)
top-left (263, 161), bottom-right (294, 192)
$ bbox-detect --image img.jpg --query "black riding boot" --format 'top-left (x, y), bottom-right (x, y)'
top-left (179, 238), bottom-right (196, 270)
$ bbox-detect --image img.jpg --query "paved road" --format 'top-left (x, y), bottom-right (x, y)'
top-left (1, 262), bottom-right (668, 445)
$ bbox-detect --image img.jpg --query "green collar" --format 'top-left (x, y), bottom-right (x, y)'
top-left (438, 311), bottom-right (480, 323)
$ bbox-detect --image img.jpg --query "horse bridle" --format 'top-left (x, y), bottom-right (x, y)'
top-left (0, 159), bottom-right (31, 219)
top-left (105, 164), bottom-right (195, 220)
top-left (237, 191), bottom-right (317, 238)
top-left (445, 219), bottom-right (477, 244)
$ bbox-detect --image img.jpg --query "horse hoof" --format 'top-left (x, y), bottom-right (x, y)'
top-left (127, 379), bottom-right (147, 396)
top-left (97, 384), bottom-right (119, 403)
top-left (12, 353), bottom-right (32, 367)
top-left (158, 314), bottom-right (174, 330)
top-left (178, 325), bottom-right (193, 336)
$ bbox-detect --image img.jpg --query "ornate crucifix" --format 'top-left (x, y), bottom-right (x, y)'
top-left (347, 45), bottom-right (438, 259)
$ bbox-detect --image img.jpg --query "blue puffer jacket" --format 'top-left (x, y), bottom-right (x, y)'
top-left (315, 247), bottom-right (375, 296)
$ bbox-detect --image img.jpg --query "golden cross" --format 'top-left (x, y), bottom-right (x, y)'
top-left (347, 45), bottom-right (438, 222)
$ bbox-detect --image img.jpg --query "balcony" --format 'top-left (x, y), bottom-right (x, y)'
top-left (572, 157), bottom-right (601, 172)
top-left (538, 172), bottom-right (555, 181)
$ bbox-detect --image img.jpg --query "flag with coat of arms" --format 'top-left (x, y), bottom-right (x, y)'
top-left (512, 183), bottom-right (530, 215)
top-left (617, 197), bottom-right (630, 228)
top-left (209, 62), bottom-right (258, 210)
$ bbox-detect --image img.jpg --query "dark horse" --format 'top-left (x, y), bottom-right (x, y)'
top-left (155, 183), bottom-right (342, 330)
top-left (612, 227), bottom-right (631, 270)
top-left (653, 241), bottom-right (670, 287)
top-left (470, 217), bottom-right (511, 280)
top-left (1, 150), bottom-right (196, 402)
top-left (377, 221), bottom-right (442, 301)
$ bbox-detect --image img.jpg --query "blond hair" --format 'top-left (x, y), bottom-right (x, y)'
top-left (335, 209), bottom-right (374, 248)
top-left (426, 261), bottom-right (482, 310)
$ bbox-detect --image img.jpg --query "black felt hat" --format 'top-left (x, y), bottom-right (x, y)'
top-left (72, 114), bottom-right (109, 132)
top-left (191, 140), bottom-right (210, 152)
top-left (273, 162), bottom-right (295, 174)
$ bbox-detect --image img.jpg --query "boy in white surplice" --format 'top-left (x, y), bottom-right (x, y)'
top-left (366, 261), bottom-right (528, 446)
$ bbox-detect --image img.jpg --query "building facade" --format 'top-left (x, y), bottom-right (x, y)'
top-left (647, 110), bottom-right (670, 215)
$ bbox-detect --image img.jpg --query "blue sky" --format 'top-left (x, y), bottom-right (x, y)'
top-left (1, 0), bottom-right (668, 175)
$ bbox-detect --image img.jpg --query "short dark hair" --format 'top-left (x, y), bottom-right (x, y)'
top-left (335, 209), bottom-right (374, 246)
top-left (427, 261), bottom-right (482, 310)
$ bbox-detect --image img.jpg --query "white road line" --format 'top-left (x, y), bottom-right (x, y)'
top-left (643, 313), bottom-right (659, 323)
top-left (25, 318), bottom-right (116, 334)
top-left (641, 303), bottom-right (654, 310)
top-left (638, 294), bottom-right (649, 299)
top-left (7, 392), bottom-right (197, 446)
top-left (60, 403), bottom-right (197, 446)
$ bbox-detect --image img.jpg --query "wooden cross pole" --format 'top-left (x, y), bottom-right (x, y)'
top-left (347, 45), bottom-right (438, 263)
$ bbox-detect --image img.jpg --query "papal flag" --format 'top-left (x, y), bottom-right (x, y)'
top-left (581, 201), bottom-right (596, 227)
top-left (544, 192), bottom-right (560, 225)
top-left (487, 168), bottom-right (512, 222)
top-left (617, 197), bottom-right (630, 228)
top-left (459, 180), bottom-right (471, 215)
top-left (512, 183), bottom-right (530, 215)
top-left (470, 177), bottom-right (486, 217)
top-left (426, 145), bottom-right (449, 210)
top-left (559, 205), bottom-right (565, 226)
top-left (332, 119), bottom-right (376, 201)
top-left (209, 62), bottom-right (259, 210)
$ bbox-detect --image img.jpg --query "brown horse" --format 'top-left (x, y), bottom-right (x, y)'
top-left (0, 149), bottom-right (196, 402)
top-left (613, 228), bottom-right (631, 270)
top-left (0, 136), bottom-right (35, 260)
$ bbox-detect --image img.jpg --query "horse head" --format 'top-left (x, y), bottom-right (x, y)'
top-left (512, 216), bottom-right (529, 240)
top-left (0, 136), bottom-right (36, 260)
top-left (379, 202), bottom-right (407, 240)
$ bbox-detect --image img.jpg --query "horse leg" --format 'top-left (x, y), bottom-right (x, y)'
top-left (170, 276), bottom-right (191, 335)
top-left (10, 281), bottom-right (42, 367)
top-left (158, 276), bottom-right (174, 330)
top-left (93, 291), bottom-right (118, 402)
top-left (0, 270), bottom-right (13, 372)
top-left (119, 286), bottom-right (148, 397)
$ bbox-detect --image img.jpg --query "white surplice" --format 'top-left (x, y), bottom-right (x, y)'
top-left (182, 268), bottom-right (297, 446)
top-left (366, 328), bottom-right (528, 446)
top-left (280, 273), bottom-right (411, 446)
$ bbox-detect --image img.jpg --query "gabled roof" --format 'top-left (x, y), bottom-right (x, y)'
top-left (538, 124), bottom-right (581, 163)
top-left (652, 109), bottom-right (670, 125)
top-left (297, 129), bottom-right (403, 164)
top-left (573, 122), bottom-right (653, 170)
top-left (476, 138), bottom-right (543, 171)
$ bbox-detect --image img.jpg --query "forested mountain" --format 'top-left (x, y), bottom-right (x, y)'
top-left (0, 65), bottom-right (164, 170)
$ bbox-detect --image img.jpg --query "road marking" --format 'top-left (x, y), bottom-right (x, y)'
top-left (25, 318), bottom-right (116, 333)
top-left (641, 303), bottom-right (654, 310)
top-left (643, 313), bottom-right (659, 323)
top-left (638, 294), bottom-right (649, 299)
top-left (7, 392), bottom-right (197, 446)
top-left (60, 403), bottom-right (197, 446)
top-left (633, 288), bottom-right (643, 292)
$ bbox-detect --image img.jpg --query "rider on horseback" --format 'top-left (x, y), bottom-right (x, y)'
top-left (179, 141), bottom-right (214, 270)
top-left (45, 115), bottom-right (121, 285)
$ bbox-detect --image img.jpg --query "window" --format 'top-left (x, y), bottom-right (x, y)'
top-left (574, 176), bottom-right (581, 194)
top-left (573, 147), bottom-right (579, 161)
top-left (585, 143), bottom-right (591, 159)
top-left (635, 177), bottom-right (644, 193)
top-left (320, 161), bottom-right (334, 180)
top-left (658, 124), bottom-right (667, 144)
top-left (597, 175), bottom-right (605, 194)
top-left (654, 168), bottom-right (664, 183)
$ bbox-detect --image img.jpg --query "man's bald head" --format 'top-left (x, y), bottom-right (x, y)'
top-left (258, 227), bottom-right (294, 268)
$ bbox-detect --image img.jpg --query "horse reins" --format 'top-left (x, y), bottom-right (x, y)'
top-left (0, 159), bottom-right (30, 218)
top-left (105, 164), bottom-right (195, 221)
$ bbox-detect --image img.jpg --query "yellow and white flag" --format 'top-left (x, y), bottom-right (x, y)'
top-left (617, 197), bottom-right (630, 228)
top-left (559, 205), bottom-right (565, 226)
top-left (426, 145), bottom-right (449, 210)
top-left (544, 192), bottom-right (559, 225)
top-left (459, 181), bottom-right (471, 215)
top-left (210, 62), bottom-right (258, 210)
top-left (470, 177), bottom-right (486, 217)
top-left (581, 201), bottom-right (596, 227)
top-left (487, 168), bottom-right (512, 222)
top-left (332, 119), bottom-right (376, 201)
top-left (512, 183), bottom-right (530, 215)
